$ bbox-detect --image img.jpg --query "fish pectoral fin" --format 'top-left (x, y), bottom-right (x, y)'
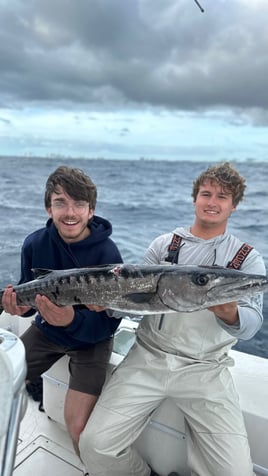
top-left (125, 292), bottom-right (156, 303)
top-left (31, 268), bottom-right (54, 279)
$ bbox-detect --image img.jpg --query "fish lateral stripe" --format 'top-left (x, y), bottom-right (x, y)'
top-left (124, 292), bottom-right (157, 304)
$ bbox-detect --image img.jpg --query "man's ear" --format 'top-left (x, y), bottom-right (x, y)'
top-left (46, 207), bottom-right (52, 217)
top-left (88, 208), bottom-right (94, 219)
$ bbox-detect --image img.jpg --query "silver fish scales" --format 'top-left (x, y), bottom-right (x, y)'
top-left (0, 264), bottom-right (267, 314)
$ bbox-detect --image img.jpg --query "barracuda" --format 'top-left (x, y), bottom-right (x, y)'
top-left (0, 264), bottom-right (267, 314)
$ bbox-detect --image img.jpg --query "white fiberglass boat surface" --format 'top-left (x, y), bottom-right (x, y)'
top-left (0, 311), bottom-right (268, 476)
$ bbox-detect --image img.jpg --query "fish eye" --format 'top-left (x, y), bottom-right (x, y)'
top-left (191, 273), bottom-right (209, 286)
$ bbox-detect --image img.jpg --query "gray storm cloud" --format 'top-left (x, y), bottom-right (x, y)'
top-left (0, 0), bottom-right (267, 124)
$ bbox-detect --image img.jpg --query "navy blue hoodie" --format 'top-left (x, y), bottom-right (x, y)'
top-left (19, 215), bottom-right (123, 349)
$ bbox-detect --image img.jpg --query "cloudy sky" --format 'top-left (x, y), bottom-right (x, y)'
top-left (1, 0), bottom-right (268, 161)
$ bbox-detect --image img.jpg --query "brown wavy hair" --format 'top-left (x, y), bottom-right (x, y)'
top-left (192, 162), bottom-right (246, 207)
top-left (44, 166), bottom-right (97, 209)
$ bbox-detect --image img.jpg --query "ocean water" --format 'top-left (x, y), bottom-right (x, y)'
top-left (0, 156), bottom-right (267, 358)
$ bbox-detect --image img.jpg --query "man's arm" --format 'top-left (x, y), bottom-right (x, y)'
top-left (209, 302), bottom-right (239, 325)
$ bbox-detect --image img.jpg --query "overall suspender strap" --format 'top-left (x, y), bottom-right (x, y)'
top-left (165, 234), bottom-right (253, 270)
top-left (165, 234), bottom-right (182, 263)
top-left (227, 243), bottom-right (253, 270)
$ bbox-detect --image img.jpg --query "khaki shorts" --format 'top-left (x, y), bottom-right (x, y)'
top-left (21, 323), bottom-right (113, 395)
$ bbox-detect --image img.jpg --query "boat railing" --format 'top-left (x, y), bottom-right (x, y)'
top-left (0, 329), bottom-right (27, 476)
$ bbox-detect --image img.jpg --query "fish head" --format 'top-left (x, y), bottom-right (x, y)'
top-left (157, 265), bottom-right (268, 312)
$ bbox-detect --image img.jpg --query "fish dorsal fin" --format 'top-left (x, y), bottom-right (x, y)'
top-left (31, 268), bottom-right (54, 279)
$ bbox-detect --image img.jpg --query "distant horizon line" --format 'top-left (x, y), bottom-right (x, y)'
top-left (0, 155), bottom-right (266, 164)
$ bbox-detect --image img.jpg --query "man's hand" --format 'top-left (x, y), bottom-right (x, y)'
top-left (208, 301), bottom-right (239, 325)
top-left (2, 285), bottom-right (32, 316)
top-left (35, 294), bottom-right (75, 327)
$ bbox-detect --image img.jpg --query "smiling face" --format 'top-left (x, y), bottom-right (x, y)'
top-left (47, 187), bottom-right (94, 243)
top-left (192, 179), bottom-right (236, 236)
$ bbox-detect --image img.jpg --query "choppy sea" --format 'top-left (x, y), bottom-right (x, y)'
top-left (0, 156), bottom-right (267, 358)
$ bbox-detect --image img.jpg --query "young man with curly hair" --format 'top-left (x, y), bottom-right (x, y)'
top-left (80, 162), bottom-right (265, 476)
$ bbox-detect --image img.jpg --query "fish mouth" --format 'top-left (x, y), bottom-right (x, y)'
top-left (207, 276), bottom-right (268, 300)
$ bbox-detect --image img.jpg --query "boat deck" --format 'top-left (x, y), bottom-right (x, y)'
top-left (14, 397), bottom-right (85, 476)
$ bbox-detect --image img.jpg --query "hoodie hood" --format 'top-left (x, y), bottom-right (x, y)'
top-left (172, 226), bottom-right (229, 246)
top-left (165, 226), bottom-right (233, 268)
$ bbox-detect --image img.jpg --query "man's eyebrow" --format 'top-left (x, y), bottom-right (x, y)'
top-left (199, 189), bottom-right (232, 195)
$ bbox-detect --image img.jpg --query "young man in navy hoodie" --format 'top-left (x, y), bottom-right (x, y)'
top-left (2, 165), bottom-right (123, 458)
